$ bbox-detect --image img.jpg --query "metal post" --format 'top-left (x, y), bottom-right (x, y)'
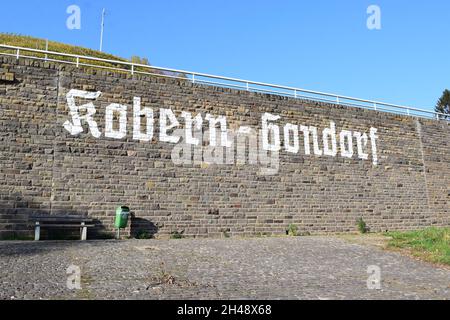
top-left (131, 64), bottom-right (134, 75)
top-left (76, 56), bottom-right (79, 67)
top-left (34, 222), bottom-right (40, 241)
top-left (45, 39), bottom-right (48, 61)
top-left (192, 74), bottom-right (195, 84)
top-left (374, 103), bottom-right (377, 111)
top-left (246, 82), bottom-right (249, 91)
top-left (294, 90), bottom-right (297, 98)
top-left (336, 96), bottom-right (340, 105)
top-left (16, 48), bottom-right (19, 60)
top-left (81, 222), bottom-right (87, 241)
top-left (99, 8), bottom-right (106, 51)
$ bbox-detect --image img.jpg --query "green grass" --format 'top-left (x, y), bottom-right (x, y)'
top-left (387, 227), bottom-right (450, 266)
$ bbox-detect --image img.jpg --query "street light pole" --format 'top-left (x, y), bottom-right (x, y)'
top-left (99, 8), bottom-right (106, 51)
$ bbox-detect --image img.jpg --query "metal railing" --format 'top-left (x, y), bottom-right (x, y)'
top-left (0, 44), bottom-right (448, 121)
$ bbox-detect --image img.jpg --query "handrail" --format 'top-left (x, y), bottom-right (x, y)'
top-left (0, 43), bottom-right (448, 121)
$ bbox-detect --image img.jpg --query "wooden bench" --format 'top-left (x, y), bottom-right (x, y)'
top-left (30, 215), bottom-right (94, 241)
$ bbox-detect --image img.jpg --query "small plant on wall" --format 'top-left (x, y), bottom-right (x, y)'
top-left (287, 224), bottom-right (298, 236)
top-left (135, 231), bottom-right (153, 239)
top-left (170, 230), bottom-right (184, 239)
top-left (357, 217), bottom-right (369, 234)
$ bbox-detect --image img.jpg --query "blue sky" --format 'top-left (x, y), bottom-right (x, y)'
top-left (1, 1), bottom-right (449, 112)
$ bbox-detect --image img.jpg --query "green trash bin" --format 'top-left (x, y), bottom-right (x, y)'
top-left (115, 206), bottom-right (130, 229)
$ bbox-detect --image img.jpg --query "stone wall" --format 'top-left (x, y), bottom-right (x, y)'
top-left (0, 56), bottom-right (448, 239)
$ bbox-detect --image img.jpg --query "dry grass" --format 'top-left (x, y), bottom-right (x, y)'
top-left (0, 33), bottom-right (167, 75)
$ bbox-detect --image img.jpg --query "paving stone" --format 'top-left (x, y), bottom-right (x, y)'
top-left (0, 237), bottom-right (448, 300)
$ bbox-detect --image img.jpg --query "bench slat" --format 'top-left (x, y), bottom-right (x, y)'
top-left (30, 216), bottom-right (93, 223)
top-left (32, 224), bottom-right (94, 228)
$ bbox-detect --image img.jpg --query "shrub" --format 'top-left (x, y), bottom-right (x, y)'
top-left (170, 231), bottom-right (183, 239)
top-left (287, 224), bottom-right (298, 236)
top-left (135, 231), bottom-right (153, 239)
top-left (357, 217), bottom-right (368, 234)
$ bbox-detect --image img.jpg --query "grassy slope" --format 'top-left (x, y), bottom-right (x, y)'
top-left (387, 227), bottom-right (450, 266)
top-left (0, 33), bottom-right (125, 61)
top-left (0, 33), bottom-right (186, 77)
top-left (0, 33), bottom-right (165, 74)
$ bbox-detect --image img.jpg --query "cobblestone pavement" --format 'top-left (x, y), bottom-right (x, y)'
top-left (0, 237), bottom-right (449, 300)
